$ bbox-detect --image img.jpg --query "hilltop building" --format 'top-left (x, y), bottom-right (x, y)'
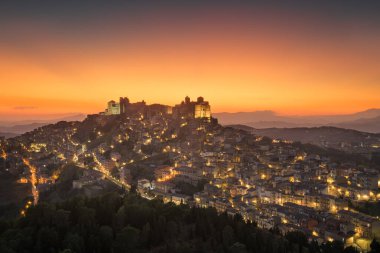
top-left (173, 96), bottom-right (211, 120)
top-left (102, 96), bottom-right (211, 120)
top-left (102, 97), bottom-right (146, 116)
top-left (119, 97), bottom-right (130, 114)
top-left (104, 100), bottom-right (120, 115)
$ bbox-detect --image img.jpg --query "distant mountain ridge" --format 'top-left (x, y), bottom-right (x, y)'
top-left (0, 114), bottom-right (86, 136)
top-left (333, 116), bottom-right (380, 133)
top-left (227, 125), bottom-right (380, 155)
top-left (0, 132), bottom-right (19, 139)
top-left (0, 114), bottom-right (86, 126)
top-left (214, 109), bottom-right (380, 133)
top-left (2, 108), bottom-right (380, 137)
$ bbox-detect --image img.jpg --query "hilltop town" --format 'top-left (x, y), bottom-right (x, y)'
top-left (1, 96), bottom-right (380, 251)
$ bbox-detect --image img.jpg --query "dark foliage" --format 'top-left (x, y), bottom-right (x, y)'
top-left (350, 200), bottom-right (380, 217)
top-left (0, 193), bottom-right (351, 253)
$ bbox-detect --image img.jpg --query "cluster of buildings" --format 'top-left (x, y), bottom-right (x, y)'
top-left (135, 129), bottom-right (380, 251)
top-left (3, 96), bottom-right (380, 252)
top-left (102, 96), bottom-right (211, 121)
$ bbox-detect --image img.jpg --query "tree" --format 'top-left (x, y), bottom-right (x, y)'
top-left (113, 226), bottom-right (140, 253)
top-left (140, 223), bottom-right (151, 247)
top-left (222, 225), bottom-right (235, 248)
top-left (230, 242), bottom-right (248, 253)
top-left (63, 233), bottom-right (85, 253)
top-left (59, 250), bottom-right (73, 253)
top-left (370, 239), bottom-right (380, 253)
top-left (35, 227), bottom-right (59, 253)
top-left (98, 226), bottom-right (114, 253)
top-left (114, 206), bottom-right (125, 230)
top-left (343, 246), bottom-right (359, 253)
top-left (0, 192), bottom-right (330, 253)
top-left (320, 241), bottom-right (344, 253)
top-left (165, 220), bottom-right (178, 241)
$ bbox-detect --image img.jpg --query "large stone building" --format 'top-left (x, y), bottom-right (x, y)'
top-left (173, 96), bottom-right (211, 120)
top-left (102, 97), bottom-right (145, 116)
top-left (102, 96), bottom-right (211, 120)
top-left (119, 97), bottom-right (130, 114)
top-left (104, 100), bottom-right (120, 115)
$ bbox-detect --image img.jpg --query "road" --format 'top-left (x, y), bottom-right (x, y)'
top-left (22, 158), bottom-right (39, 205)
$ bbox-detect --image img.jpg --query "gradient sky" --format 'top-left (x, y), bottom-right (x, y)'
top-left (1, 1), bottom-right (380, 121)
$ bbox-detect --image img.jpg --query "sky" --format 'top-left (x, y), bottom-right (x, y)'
top-left (1, 0), bottom-right (380, 121)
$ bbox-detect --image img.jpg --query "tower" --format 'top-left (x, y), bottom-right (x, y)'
top-left (119, 97), bottom-right (130, 114)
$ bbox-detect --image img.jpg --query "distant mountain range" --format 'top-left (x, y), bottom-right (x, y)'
top-left (227, 125), bottom-right (380, 154)
top-left (333, 116), bottom-right (380, 133)
top-left (0, 132), bottom-right (19, 139)
top-left (1, 108), bottom-right (380, 138)
top-left (0, 114), bottom-right (86, 138)
top-left (214, 109), bottom-right (380, 133)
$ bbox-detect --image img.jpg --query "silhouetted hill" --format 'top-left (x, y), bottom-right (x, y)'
top-left (333, 116), bottom-right (380, 133)
top-left (0, 114), bottom-right (86, 135)
top-left (214, 109), bottom-right (380, 133)
top-left (245, 121), bottom-right (307, 129)
top-left (227, 125), bottom-right (380, 154)
top-left (0, 123), bottom-right (47, 135)
top-left (0, 132), bottom-right (18, 139)
top-left (53, 113), bottom-right (86, 122)
top-left (214, 111), bottom-right (279, 124)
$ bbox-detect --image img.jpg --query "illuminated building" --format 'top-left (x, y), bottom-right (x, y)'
top-left (103, 97), bottom-right (170, 117)
top-left (154, 165), bottom-right (177, 182)
top-left (173, 96), bottom-right (211, 120)
top-left (338, 210), bottom-right (380, 239)
top-left (105, 100), bottom-right (121, 115)
top-left (17, 177), bottom-right (28, 184)
top-left (102, 96), bottom-right (211, 120)
top-left (194, 97), bottom-right (211, 119)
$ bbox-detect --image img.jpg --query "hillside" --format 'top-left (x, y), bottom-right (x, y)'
top-left (0, 172), bottom-right (31, 218)
top-left (214, 109), bottom-right (380, 133)
top-left (0, 132), bottom-right (18, 139)
top-left (0, 114), bottom-right (86, 135)
top-left (228, 125), bottom-right (380, 156)
top-left (0, 123), bottom-right (49, 135)
top-left (2, 99), bottom-right (379, 251)
top-left (333, 116), bottom-right (380, 134)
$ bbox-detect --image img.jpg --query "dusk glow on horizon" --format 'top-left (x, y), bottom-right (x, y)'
top-left (2, 2), bottom-right (380, 249)
top-left (1, 1), bottom-right (380, 120)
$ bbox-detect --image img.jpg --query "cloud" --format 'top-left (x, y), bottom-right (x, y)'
top-left (13, 106), bottom-right (37, 110)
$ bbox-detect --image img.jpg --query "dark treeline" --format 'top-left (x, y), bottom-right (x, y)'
top-left (349, 200), bottom-right (380, 217)
top-left (0, 193), bottom-right (377, 253)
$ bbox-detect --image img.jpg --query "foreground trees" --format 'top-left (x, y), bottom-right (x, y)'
top-left (0, 193), bottom-right (359, 253)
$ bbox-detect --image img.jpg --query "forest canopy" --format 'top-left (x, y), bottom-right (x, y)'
top-left (0, 193), bottom-right (374, 253)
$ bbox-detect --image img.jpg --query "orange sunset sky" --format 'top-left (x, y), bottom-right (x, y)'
top-left (1, 1), bottom-right (380, 121)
